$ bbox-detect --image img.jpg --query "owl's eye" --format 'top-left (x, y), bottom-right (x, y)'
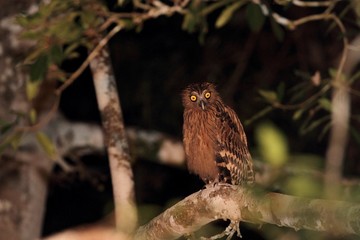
top-left (190, 95), bottom-right (197, 102)
top-left (204, 92), bottom-right (211, 99)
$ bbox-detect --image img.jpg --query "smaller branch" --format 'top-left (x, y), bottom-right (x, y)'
top-left (55, 24), bottom-right (123, 95)
top-left (292, 0), bottom-right (334, 7)
top-left (14, 96), bottom-right (60, 133)
top-left (272, 84), bottom-right (331, 110)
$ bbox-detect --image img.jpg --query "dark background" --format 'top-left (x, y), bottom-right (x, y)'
top-left (43, 3), bottom-right (360, 239)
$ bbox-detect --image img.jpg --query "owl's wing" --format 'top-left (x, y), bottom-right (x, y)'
top-left (215, 104), bottom-right (254, 185)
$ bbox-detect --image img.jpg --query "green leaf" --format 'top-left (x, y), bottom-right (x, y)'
top-left (318, 122), bottom-right (331, 141)
top-left (246, 3), bottom-right (266, 32)
top-left (349, 70), bottom-right (360, 84)
top-left (318, 98), bottom-right (332, 112)
top-left (24, 48), bottom-right (46, 65)
top-left (245, 106), bottom-right (273, 126)
top-left (351, 0), bottom-right (360, 17)
top-left (29, 108), bottom-right (37, 124)
top-left (274, 0), bottom-right (291, 6)
top-left (292, 109), bottom-right (304, 120)
top-left (285, 175), bottom-right (320, 197)
top-left (276, 82), bottom-right (285, 101)
top-left (350, 126), bottom-right (360, 146)
top-left (30, 54), bottom-right (48, 82)
top-left (215, 0), bottom-right (246, 28)
top-left (300, 116), bottom-right (329, 135)
top-left (255, 122), bottom-right (288, 167)
top-left (36, 132), bottom-right (57, 159)
top-left (0, 132), bottom-right (23, 153)
top-left (0, 120), bottom-right (15, 135)
top-left (50, 45), bottom-right (64, 65)
top-left (64, 43), bottom-right (80, 57)
top-left (258, 89), bottom-right (278, 103)
top-left (270, 17), bottom-right (284, 41)
top-left (329, 68), bottom-right (346, 82)
top-left (10, 133), bottom-right (23, 149)
top-left (26, 79), bottom-right (41, 101)
top-left (182, 13), bottom-right (196, 33)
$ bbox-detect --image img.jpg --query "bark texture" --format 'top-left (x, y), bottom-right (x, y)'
top-left (0, 1), bottom-right (54, 240)
top-left (90, 45), bottom-right (137, 234)
top-left (135, 184), bottom-right (360, 239)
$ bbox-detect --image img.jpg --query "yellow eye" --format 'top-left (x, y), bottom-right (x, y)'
top-left (190, 95), bottom-right (197, 102)
top-left (204, 92), bottom-right (211, 99)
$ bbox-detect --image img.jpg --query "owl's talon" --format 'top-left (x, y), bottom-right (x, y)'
top-left (200, 220), bottom-right (241, 240)
top-left (184, 233), bottom-right (196, 240)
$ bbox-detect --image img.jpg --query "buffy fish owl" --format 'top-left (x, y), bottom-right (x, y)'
top-left (182, 82), bottom-right (254, 185)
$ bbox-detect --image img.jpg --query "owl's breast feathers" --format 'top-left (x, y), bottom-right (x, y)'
top-left (183, 108), bottom-right (219, 183)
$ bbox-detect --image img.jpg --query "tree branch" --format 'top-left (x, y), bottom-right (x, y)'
top-left (90, 45), bottom-right (137, 234)
top-left (135, 184), bottom-right (360, 239)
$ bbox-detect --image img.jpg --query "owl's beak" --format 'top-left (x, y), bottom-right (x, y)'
top-left (199, 100), bottom-right (206, 110)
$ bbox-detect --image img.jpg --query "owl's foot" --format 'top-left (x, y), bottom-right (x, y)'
top-left (184, 233), bottom-right (196, 240)
top-left (200, 220), bottom-right (241, 240)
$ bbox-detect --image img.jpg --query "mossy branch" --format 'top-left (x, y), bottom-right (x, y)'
top-left (135, 184), bottom-right (360, 239)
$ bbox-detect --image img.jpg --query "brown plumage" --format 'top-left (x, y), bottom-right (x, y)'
top-left (182, 82), bottom-right (254, 185)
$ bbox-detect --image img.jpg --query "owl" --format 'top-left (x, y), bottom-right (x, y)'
top-left (182, 82), bottom-right (254, 185)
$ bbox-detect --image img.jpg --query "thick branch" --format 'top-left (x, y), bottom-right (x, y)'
top-left (135, 185), bottom-right (360, 239)
top-left (90, 46), bottom-right (137, 234)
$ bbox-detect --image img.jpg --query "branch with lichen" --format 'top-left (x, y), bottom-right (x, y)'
top-left (89, 42), bottom-right (137, 234)
top-left (135, 184), bottom-right (360, 239)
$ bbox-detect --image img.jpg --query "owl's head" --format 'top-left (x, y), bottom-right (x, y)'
top-left (182, 82), bottom-right (220, 111)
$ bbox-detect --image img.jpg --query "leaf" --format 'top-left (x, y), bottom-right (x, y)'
top-left (270, 17), bottom-right (284, 41)
top-left (26, 79), bottom-right (41, 101)
top-left (23, 47), bottom-right (46, 65)
top-left (182, 12), bottom-right (196, 33)
top-left (29, 108), bottom-right (37, 124)
top-left (245, 106), bottom-right (273, 126)
top-left (0, 132), bottom-right (23, 153)
top-left (36, 132), bottom-right (57, 159)
top-left (351, 0), bottom-right (360, 17)
top-left (350, 126), bottom-right (360, 146)
top-left (245, 3), bottom-right (266, 32)
top-left (300, 116), bottom-right (329, 135)
top-left (285, 175), bottom-right (320, 197)
top-left (64, 42), bottom-right (80, 57)
top-left (274, 0), bottom-right (291, 6)
top-left (276, 82), bottom-right (285, 101)
top-left (318, 98), bottom-right (332, 112)
top-left (258, 89), bottom-right (278, 103)
top-left (117, 0), bottom-right (129, 6)
top-left (30, 54), bottom-right (48, 82)
top-left (349, 70), bottom-right (360, 84)
top-left (255, 122), bottom-right (288, 167)
top-left (318, 122), bottom-right (331, 141)
top-left (118, 19), bottom-right (136, 30)
top-left (292, 109), bottom-right (304, 120)
top-left (0, 120), bottom-right (14, 135)
top-left (10, 133), bottom-right (23, 149)
top-left (328, 68), bottom-right (346, 82)
top-left (215, 0), bottom-right (246, 28)
top-left (50, 45), bottom-right (64, 65)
